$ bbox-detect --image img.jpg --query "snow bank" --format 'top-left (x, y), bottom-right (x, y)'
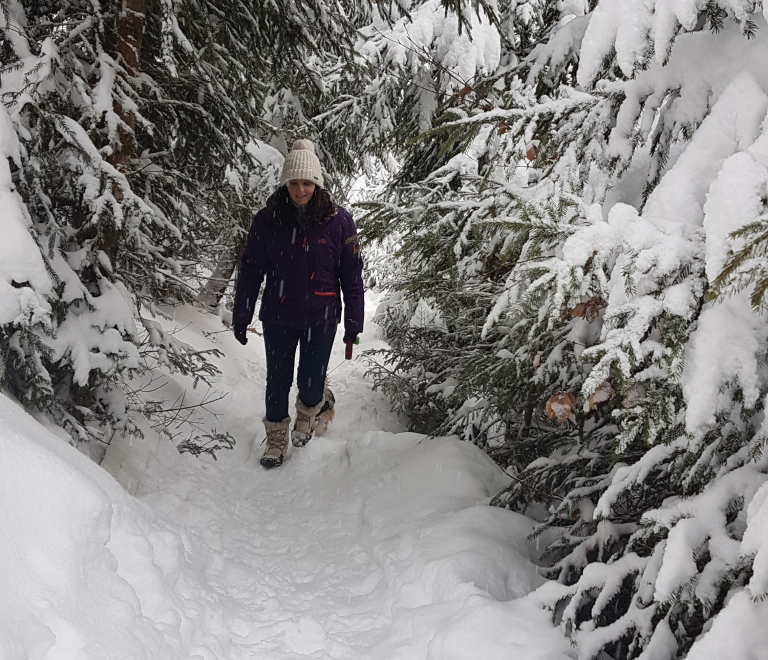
top-left (348, 431), bottom-right (534, 601)
top-left (0, 392), bottom-right (229, 660)
top-left (345, 431), bottom-right (565, 660)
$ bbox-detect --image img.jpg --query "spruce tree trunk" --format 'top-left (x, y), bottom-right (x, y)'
top-left (103, 0), bottom-right (147, 270)
top-left (88, 0), bottom-right (147, 463)
top-left (197, 207), bottom-right (252, 308)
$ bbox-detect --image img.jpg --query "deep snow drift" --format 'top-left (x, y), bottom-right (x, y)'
top-left (0, 293), bottom-right (571, 660)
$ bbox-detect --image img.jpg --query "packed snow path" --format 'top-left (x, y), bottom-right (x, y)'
top-left (1, 296), bottom-right (571, 660)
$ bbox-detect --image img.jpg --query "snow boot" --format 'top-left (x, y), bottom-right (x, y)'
top-left (260, 417), bottom-right (290, 469)
top-left (291, 396), bottom-right (326, 447)
top-left (314, 386), bottom-right (335, 437)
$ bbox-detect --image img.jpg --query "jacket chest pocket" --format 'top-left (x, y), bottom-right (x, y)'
top-left (309, 233), bottom-right (340, 289)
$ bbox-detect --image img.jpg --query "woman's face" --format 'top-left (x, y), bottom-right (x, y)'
top-left (287, 179), bottom-right (316, 206)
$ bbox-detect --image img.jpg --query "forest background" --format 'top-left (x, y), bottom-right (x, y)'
top-left (3, 0), bottom-right (768, 658)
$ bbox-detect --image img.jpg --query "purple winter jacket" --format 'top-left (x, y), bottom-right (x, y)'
top-left (232, 202), bottom-right (364, 337)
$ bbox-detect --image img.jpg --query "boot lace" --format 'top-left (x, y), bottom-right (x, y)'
top-left (295, 410), bottom-right (312, 434)
top-left (265, 428), bottom-right (286, 451)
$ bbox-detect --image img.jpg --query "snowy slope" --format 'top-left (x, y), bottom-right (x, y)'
top-left (0, 293), bottom-right (571, 660)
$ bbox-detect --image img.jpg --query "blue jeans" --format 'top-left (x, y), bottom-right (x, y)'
top-left (263, 323), bottom-right (337, 422)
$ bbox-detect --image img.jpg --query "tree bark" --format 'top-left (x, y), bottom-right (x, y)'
top-left (88, 0), bottom-right (148, 465)
top-left (103, 0), bottom-right (147, 270)
top-left (197, 207), bottom-right (252, 308)
top-left (517, 399), bottom-right (534, 441)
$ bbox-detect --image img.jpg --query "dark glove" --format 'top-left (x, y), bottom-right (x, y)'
top-left (234, 323), bottom-right (249, 345)
top-left (343, 332), bottom-right (358, 345)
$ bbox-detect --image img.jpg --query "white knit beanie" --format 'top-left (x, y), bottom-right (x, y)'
top-left (279, 139), bottom-right (324, 188)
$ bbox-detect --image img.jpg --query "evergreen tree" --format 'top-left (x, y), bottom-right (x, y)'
top-left (0, 0), bottom-right (368, 458)
top-left (358, 0), bottom-right (768, 657)
top-left (358, 0), bottom-right (588, 446)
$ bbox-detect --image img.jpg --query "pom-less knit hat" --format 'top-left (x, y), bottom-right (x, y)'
top-left (280, 139), bottom-right (324, 188)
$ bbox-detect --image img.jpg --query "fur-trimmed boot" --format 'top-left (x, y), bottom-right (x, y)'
top-left (291, 396), bottom-right (326, 447)
top-left (314, 386), bottom-right (335, 437)
top-left (260, 417), bottom-right (290, 469)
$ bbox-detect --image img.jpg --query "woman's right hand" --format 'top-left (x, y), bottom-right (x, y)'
top-left (234, 324), bottom-right (249, 345)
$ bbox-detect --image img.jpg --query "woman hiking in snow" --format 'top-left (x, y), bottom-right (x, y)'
top-left (232, 139), bottom-right (364, 468)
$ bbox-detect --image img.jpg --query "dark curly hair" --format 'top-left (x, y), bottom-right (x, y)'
top-left (264, 185), bottom-right (337, 230)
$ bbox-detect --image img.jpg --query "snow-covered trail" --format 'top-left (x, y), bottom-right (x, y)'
top-left (139, 446), bottom-right (393, 657)
top-left (1, 294), bottom-right (571, 660)
top-left (122, 297), bottom-right (570, 659)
